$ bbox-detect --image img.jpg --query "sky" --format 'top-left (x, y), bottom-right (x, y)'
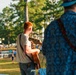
top-left (0, 0), bottom-right (30, 13)
top-left (0, 0), bottom-right (59, 13)
top-left (0, 0), bottom-right (14, 12)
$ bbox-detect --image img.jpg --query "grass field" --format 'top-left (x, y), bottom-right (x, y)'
top-left (0, 58), bottom-right (20, 75)
top-left (0, 52), bottom-right (46, 75)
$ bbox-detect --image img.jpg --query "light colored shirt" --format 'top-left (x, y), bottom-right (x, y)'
top-left (16, 33), bottom-right (32, 63)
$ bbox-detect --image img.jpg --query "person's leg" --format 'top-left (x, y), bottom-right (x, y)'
top-left (19, 63), bottom-right (27, 75)
top-left (26, 62), bottom-right (36, 75)
top-left (12, 57), bottom-right (14, 63)
top-left (19, 62), bottom-right (36, 75)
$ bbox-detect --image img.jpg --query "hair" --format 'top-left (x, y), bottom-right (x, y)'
top-left (24, 22), bottom-right (33, 30)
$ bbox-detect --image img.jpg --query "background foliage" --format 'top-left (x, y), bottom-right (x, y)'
top-left (0, 0), bottom-right (63, 44)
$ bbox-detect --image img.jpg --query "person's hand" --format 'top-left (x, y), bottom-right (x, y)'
top-left (32, 48), bottom-right (40, 54)
top-left (36, 49), bottom-right (40, 53)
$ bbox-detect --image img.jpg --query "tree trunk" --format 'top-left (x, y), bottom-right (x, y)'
top-left (24, 0), bottom-right (29, 22)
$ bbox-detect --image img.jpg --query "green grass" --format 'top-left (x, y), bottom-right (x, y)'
top-left (0, 52), bottom-right (46, 75)
top-left (0, 63), bottom-right (19, 69)
top-left (0, 58), bottom-right (20, 75)
top-left (0, 71), bottom-right (20, 75)
top-left (0, 58), bottom-right (11, 63)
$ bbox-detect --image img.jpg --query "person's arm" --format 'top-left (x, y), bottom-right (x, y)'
top-left (24, 45), bottom-right (40, 54)
top-left (23, 35), bottom-right (40, 54)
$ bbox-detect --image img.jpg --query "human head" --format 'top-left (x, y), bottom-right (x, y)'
top-left (24, 22), bottom-right (33, 34)
top-left (61, 0), bottom-right (76, 11)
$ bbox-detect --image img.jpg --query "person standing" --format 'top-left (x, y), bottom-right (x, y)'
top-left (16, 22), bottom-right (40, 75)
top-left (42, 0), bottom-right (76, 75)
top-left (11, 52), bottom-right (14, 63)
top-left (13, 50), bottom-right (16, 57)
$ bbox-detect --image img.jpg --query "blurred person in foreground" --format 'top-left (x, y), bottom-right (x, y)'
top-left (16, 22), bottom-right (40, 75)
top-left (42, 0), bottom-right (76, 75)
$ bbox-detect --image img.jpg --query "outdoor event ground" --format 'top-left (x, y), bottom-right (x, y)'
top-left (0, 58), bottom-right (20, 75)
top-left (0, 52), bottom-right (46, 75)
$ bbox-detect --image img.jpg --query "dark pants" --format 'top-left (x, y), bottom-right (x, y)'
top-left (19, 62), bottom-right (36, 75)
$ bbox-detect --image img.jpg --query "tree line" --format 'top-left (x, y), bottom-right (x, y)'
top-left (0, 0), bottom-right (63, 44)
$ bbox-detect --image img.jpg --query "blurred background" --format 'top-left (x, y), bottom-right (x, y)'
top-left (0, 0), bottom-right (64, 75)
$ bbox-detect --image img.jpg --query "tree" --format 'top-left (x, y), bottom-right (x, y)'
top-left (0, 7), bottom-right (16, 44)
top-left (28, 0), bottom-right (45, 31)
top-left (0, 0), bottom-right (64, 44)
top-left (11, 0), bottom-right (46, 33)
top-left (42, 0), bottom-right (63, 27)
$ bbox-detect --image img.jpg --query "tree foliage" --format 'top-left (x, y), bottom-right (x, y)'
top-left (0, 0), bottom-right (64, 44)
top-left (28, 0), bottom-right (46, 31)
top-left (0, 7), bottom-right (16, 44)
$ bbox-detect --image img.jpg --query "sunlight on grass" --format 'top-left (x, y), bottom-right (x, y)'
top-left (0, 52), bottom-right (46, 75)
top-left (0, 58), bottom-right (20, 75)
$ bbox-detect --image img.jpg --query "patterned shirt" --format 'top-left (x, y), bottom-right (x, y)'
top-left (42, 10), bottom-right (76, 75)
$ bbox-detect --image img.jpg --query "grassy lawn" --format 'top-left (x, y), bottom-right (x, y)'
top-left (0, 52), bottom-right (46, 75)
top-left (0, 71), bottom-right (20, 75)
top-left (0, 58), bottom-right (20, 75)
